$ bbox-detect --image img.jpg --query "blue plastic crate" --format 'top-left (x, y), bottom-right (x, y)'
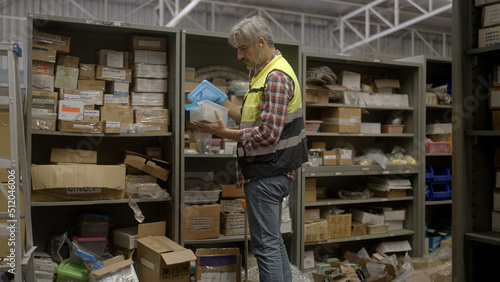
top-left (426, 182), bottom-right (452, 201)
top-left (432, 166), bottom-right (452, 182)
top-left (425, 165), bottom-right (434, 182)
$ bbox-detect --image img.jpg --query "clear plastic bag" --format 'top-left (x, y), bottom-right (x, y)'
top-left (338, 188), bottom-right (374, 200)
top-left (306, 66), bottom-right (338, 85)
top-left (194, 131), bottom-right (212, 154)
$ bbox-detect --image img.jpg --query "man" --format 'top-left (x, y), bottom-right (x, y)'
top-left (193, 16), bottom-right (308, 282)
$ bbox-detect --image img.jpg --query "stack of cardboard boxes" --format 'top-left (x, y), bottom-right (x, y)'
top-left (476, 0), bottom-right (500, 48)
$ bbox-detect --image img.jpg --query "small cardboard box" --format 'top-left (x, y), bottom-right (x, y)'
top-left (96, 65), bottom-right (132, 83)
top-left (305, 178), bottom-right (317, 203)
top-left (220, 198), bottom-right (245, 213)
top-left (50, 148), bottom-right (97, 164)
top-left (58, 100), bottom-right (84, 121)
top-left (32, 90), bottom-right (58, 113)
top-left (58, 120), bottom-right (103, 133)
top-left (335, 148), bottom-right (353, 166)
top-left (103, 121), bottom-right (121, 133)
top-left (32, 60), bottom-right (55, 75)
top-left (32, 44), bottom-right (57, 63)
top-left (32, 74), bottom-right (54, 92)
top-left (134, 64), bottom-right (168, 79)
top-left (316, 186), bottom-right (327, 199)
top-left (195, 248), bottom-right (241, 282)
top-left (137, 222), bottom-right (196, 282)
top-left (103, 94), bottom-right (129, 107)
top-left (305, 208), bottom-right (321, 222)
top-left (306, 86), bottom-right (329, 104)
top-left (184, 204), bottom-right (220, 240)
top-left (320, 150), bottom-right (337, 166)
top-left (130, 50), bottom-right (167, 65)
top-left (56, 54), bottom-right (79, 68)
top-left (326, 213), bottom-right (352, 239)
top-left (482, 3), bottom-right (500, 28)
top-left (340, 71), bottom-right (361, 91)
top-left (124, 150), bottom-right (170, 181)
top-left (220, 212), bottom-right (246, 236)
top-left (478, 25), bottom-right (500, 48)
top-left (100, 107), bottom-right (134, 125)
top-left (221, 184), bottom-right (245, 198)
top-left (131, 92), bottom-right (165, 107)
top-left (129, 35), bottom-right (167, 52)
top-left (133, 78), bottom-right (168, 93)
top-left (106, 81), bottom-right (130, 95)
top-left (113, 226), bottom-right (138, 250)
top-left (304, 219), bottom-right (328, 242)
top-left (78, 79), bottom-right (105, 91)
top-left (79, 90), bottom-right (103, 106)
top-left (79, 63), bottom-right (95, 80)
top-left (321, 108), bottom-right (361, 133)
top-left (349, 207), bottom-right (385, 225)
top-left (351, 220), bottom-right (367, 236)
top-left (54, 66), bottom-right (79, 89)
top-left (33, 31), bottom-right (71, 53)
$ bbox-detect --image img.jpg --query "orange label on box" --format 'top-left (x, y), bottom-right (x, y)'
top-left (61, 106), bottom-right (81, 113)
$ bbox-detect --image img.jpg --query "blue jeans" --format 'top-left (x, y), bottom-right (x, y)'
top-left (244, 174), bottom-right (293, 282)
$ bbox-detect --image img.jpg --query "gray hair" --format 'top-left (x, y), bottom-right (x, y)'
top-left (228, 16), bottom-right (275, 48)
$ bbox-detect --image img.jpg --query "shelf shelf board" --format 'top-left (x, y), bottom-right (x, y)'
top-left (31, 197), bottom-right (171, 207)
top-left (306, 132), bottom-right (414, 138)
top-left (302, 165), bottom-right (419, 177)
top-left (465, 130), bottom-right (500, 136)
top-left (305, 196), bottom-right (414, 207)
top-left (185, 153), bottom-right (236, 158)
top-left (425, 199), bottom-right (452, 206)
top-left (426, 104), bottom-right (452, 110)
top-left (304, 229), bottom-right (414, 245)
top-left (465, 231), bottom-right (500, 246)
top-left (184, 230), bottom-right (292, 245)
top-left (306, 102), bottom-right (413, 111)
top-left (30, 130), bottom-right (172, 137)
top-left (466, 45), bottom-right (500, 56)
top-left (426, 153), bottom-right (452, 157)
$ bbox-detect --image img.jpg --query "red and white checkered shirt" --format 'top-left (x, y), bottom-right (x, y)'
top-left (236, 50), bottom-right (298, 187)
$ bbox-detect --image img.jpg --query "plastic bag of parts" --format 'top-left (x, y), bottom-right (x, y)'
top-left (338, 188), bottom-right (374, 200)
top-left (49, 231), bottom-right (71, 263)
top-left (226, 80), bottom-right (249, 96)
top-left (421, 245), bottom-right (452, 264)
top-left (245, 264), bottom-right (314, 281)
top-left (125, 182), bottom-right (169, 199)
top-left (386, 146), bottom-right (417, 165)
top-left (194, 131), bottom-right (212, 154)
top-left (431, 84), bottom-right (452, 105)
top-left (386, 110), bottom-right (405, 125)
top-left (121, 123), bottom-right (146, 134)
top-left (306, 66), bottom-right (338, 85)
top-left (362, 148), bottom-right (389, 169)
top-left (128, 197), bottom-right (145, 223)
top-left (321, 206), bottom-right (345, 217)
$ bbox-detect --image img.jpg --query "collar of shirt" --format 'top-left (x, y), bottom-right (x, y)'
top-left (254, 49), bottom-right (281, 77)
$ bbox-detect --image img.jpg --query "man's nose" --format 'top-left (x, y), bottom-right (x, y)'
top-left (237, 50), bottom-right (244, 61)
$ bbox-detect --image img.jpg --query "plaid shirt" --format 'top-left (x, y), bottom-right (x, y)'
top-left (236, 50), bottom-right (298, 187)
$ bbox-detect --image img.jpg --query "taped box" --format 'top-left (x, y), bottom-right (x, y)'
top-left (220, 212), bottom-right (246, 236)
top-left (304, 219), bottom-right (327, 242)
top-left (184, 204), bottom-right (220, 240)
top-left (195, 248), bottom-right (241, 282)
top-left (326, 213), bottom-right (352, 239)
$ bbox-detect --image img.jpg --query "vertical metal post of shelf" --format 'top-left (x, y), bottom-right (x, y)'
top-left (0, 43), bottom-right (36, 281)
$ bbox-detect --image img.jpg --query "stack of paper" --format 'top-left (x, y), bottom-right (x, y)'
top-left (367, 176), bottom-right (412, 198)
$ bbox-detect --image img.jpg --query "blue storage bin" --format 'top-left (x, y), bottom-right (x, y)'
top-left (426, 182), bottom-right (452, 201)
top-left (425, 165), bottom-right (434, 182)
top-left (432, 166), bottom-right (452, 182)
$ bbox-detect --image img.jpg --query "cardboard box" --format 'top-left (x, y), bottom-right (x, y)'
top-left (320, 150), bottom-right (337, 166)
top-left (100, 107), bottom-right (134, 125)
top-left (478, 25), bottom-right (500, 48)
top-left (113, 226), bottom-right (138, 250)
top-left (54, 66), bottom-right (79, 89)
top-left (124, 151), bottom-right (171, 181)
top-left (78, 79), bottom-right (105, 91)
top-left (482, 3), bottom-right (500, 28)
top-left (367, 223), bottom-right (389, 234)
top-left (305, 178), bottom-right (317, 203)
top-left (304, 219), bottom-right (328, 242)
top-left (97, 50), bottom-right (126, 69)
top-left (32, 90), bottom-right (58, 114)
top-left (195, 248), bottom-right (241, 282)
top-left (374, 78), bottom-right (400, 93)
top-left (316, 186), bottom-right (327, 199)
top-left (321, 108), bottom-right (361, 133)
top-left (335, 148), bottom-right (352, 165)
top-left (32, 44), bottom-right (57, 63)
top-left (50, 148), bottom-right (97, 164)
top-left (351, 220), bottom-right (367, 236)
top-left (104, 81), bottom-right (129, 96)
top-left (305, 208), bottom-right (321, 222)
top-left (32, 74), bottom-right (54, 92)
top-left (306, 86), bottom-right (329, 103)
top-left (375, 240), bottom-right (412, 253)
top-left (494, 65), bottom-right (500, 87)
top-left (32, 60), bottom-right (55, 75)
top-left (185, 67), bottom-right (195, 81)
top-left (58, 120), bottom-right (103, 133)
top-left (184, 81), bottom-right (199, 92)
top-left (129, 35), bottom-right (167, 52)
top-left (79, 63), bottom-right (95, 80)
top-left (130, 50), bottom-right (167, 65)
top-left (220, 198), bottom-right (245, 213)
top-left (220, 212), bottom-right (246, 236)
top-left (489, 88), bottom-right (500, 109)
top-left (476, 0), bottom-right (500, 6)
top-left (131, 92), bottom-right (165, 107)
top-left (96, 65), bottom-right (132, 83)
top-left (133, 78), bottom-right (168, 93)
top-left (135, 109), bottom-right (170, 126)
top-left (56, 54), bottom-right (79, 68)
top-left (80, 90), bottom-right (103, 106)
top-left (137, 222), bottom-right (196, 282)
top-left (340, 71), bottom-right (361, 91)
top-left (493, 110), bottom-right (500, 130)
top-left (361, 122), bottom-right (381, 134)
top-left (349, 207), bottom-right (385, 225)
top-left (326, 213), bottom-right (352, 239)
top-left (103, 94), bottom-right (129, 107)
top-left (58, 100), bottom-right (84, 120)
top-left (426, 123), bottom-right (452, 134)
top-left (184, 204), bottom-right (220, 240)
top-left (90, 255), bottom-right (139, 281)
top-left (221, 184), bottom-right (245, 198)
top-left (134, 64), bottom-right (168, 79)
top-left (33, 31), bottom-right (71, 53)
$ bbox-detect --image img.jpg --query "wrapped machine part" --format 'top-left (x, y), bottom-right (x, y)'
top-left (306, 66), bottom-right (338, 85)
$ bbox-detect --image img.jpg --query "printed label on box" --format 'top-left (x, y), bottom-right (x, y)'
top-left (66, 188), bottom-right (102, 194)
top-left (139, 40), bottom-right (161, 47)
top-left (102, 67), bottom-right (127, 80)
top-left (140, 257), bottom-right (155, 271)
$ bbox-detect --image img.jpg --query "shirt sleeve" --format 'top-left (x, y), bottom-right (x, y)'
top-left (239, 70), bottom-right (294, 151)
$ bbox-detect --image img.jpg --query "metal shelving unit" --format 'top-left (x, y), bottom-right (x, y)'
top-left (298, 52), bottom-right (424, 269)
top-left (26, 14), bottom-right (181, 252)
top-left (452, 1), bottom-right (500, 281)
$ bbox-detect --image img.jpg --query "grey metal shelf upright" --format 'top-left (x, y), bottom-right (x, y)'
top-left (179, 28), bottom-right (302, 266)
top-left (299, 53), bottom-right (424, 269)
top-left (452, 1), bottom-right (500, 281)
top-left (26, 14), bottom-right (181, 250)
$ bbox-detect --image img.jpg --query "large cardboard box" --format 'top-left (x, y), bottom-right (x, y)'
top-left (184, 204), bottom-right (220, 240)
top-left (30, 164), bottom-right (125, 201)
top-left (124, 151), bottom-right (171, 181)
top-left (195, 248), bottom-right (241, 282)
top-left (50, 148), bottom-right (97, 164)
top-left (321, 107), bottom-right (361, 133)
top-left (326, 214), bottom-right (352, 239)
top-left (32, 31), bottom-right (71, 53)
top-left (137, 222), bottom-right (196, 282)
top-left (304, 219), bottom-right (327, 242)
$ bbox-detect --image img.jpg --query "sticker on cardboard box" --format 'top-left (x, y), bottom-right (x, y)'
top-left (67, 188), bottom-right (102, 194)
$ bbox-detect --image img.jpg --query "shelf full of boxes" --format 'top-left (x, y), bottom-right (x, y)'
top-left (26, 14), bottom-right (181, 280)
top-left (179, 29), bottom-right (303, 265)
top-left (453, 0), bottom-right (500, 281)
top-left (298, 52), bottom-right (424, 272)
